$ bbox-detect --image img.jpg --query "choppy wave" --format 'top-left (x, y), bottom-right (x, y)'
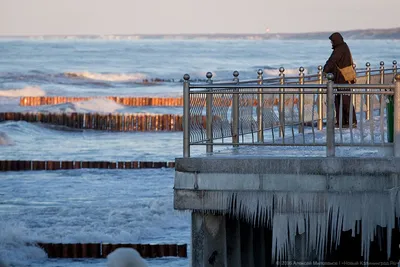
top-left (0, 70), bottom-right (178, 87)
top-left (64, 71), bottom-right (148, 82)
top-left (0, 86), bottom-right (45, 97)
top-left (64, 71), bottom-right (182, 84)
top-left (0, 69), bottom-right (304, 86)
top-left (0, 120), bottom-right (81, 137)
top-left (0, 221), bottom-right (47, 266)
top-left (32, 98), bottom-right (182, 115)
top-left (36, 98), bottom-right (126, 114)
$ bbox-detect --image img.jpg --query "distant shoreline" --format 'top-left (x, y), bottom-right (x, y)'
top-left (1, 27), bottom-right (399, 40)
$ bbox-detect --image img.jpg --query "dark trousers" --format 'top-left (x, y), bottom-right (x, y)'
top-left (334, 94), bottom-right (357, 125)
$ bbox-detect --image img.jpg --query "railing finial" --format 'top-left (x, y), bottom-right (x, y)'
top-left (233, 70), bottom-right (239, 78)
top-left (257, 69), bottom-right (263, 75)
top-left (183, 74), bottom-right (190, 81)
top-left (206, 72), bottom-right (213, 79)
top-left (299, 66), bottom-right (305, 73)
top-left (380, 61), bottom-right (385, 67)
top-left (326, 73), bottom-right (334, 81)
top-left (366, 62), bottom-right (371, 67)
top-left (393, 60), bottom-right (397, 65)
top-left (318, 65), bottom-right (323, 71)
top-left (279, 67), bottom-right (285, 73)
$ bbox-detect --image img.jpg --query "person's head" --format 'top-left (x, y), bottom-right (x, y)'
top-left (329, 32), bottom-right (344, 49)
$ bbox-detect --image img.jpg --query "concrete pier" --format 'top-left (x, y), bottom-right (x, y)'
top-left (174, 157), bottom-right (400, 266)
top-left (176, 68), bottom-right (400, 266)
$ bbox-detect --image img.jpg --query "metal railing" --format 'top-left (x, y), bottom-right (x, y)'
top-left (182, 61), bottom-right (400, 158)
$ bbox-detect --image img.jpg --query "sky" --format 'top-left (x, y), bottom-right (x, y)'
top-left (0, 0), bottom-right (399, 35)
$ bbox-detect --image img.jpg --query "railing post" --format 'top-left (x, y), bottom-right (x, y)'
top-left (183, 74), bottom-right (191, 158)
top-left (317, 65), bottom-right (324, 130)
top-left (352, 64), bottom-right (357, 110)
top-left (257, 69), bottom-right (264, 142)
top-left (206, 72), bottom-right (213, 154)
top-left (279, 67), bottom-right (285, 138)
top-left (379, 61), bottom-right (385, 116)
top-left (326, 73), bottom-right (335, 157)
top-left (394, 74), bottom-right (400, 157)
top-left (366, 62), bottom-right (371, 120)
top-left (393, 60), bottom-right (398, 82)
top-left (298, 67), bottom-right (305, 133)
top-left (232, 71), bottom-right (240, 147)
top-left (380, 61), bottom-right (385, 84)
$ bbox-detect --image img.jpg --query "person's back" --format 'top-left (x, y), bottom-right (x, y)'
top-left (323, 32), bottom-right (357, 128)
top-left (323, 32), bottom-right (354, 84)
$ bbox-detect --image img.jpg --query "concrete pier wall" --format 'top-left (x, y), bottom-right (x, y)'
top-left (174, 157), bottom-right (400, 266)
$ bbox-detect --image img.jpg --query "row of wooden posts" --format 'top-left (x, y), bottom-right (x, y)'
top-left (12, 99), bottom-right (188, 261)
top-left (19, 96), bottom-right (296, 107)
top-left (0, 112), bottom-right (203, 131)
top-left (0, 160), bottom-right (176, 171)
top-left (36, 243), bottom-right (187, 258)
top-left (20, 96), bottom-right (185, 107)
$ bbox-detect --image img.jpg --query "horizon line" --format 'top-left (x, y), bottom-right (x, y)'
top-left (0, 26), bottom-right (399, 37)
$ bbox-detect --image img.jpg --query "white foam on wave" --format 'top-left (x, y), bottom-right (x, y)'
top-left (263, 67), bottom-right (309, 77)
top-left (0, 86), bottom-right (45, 97)
top-left (37, 98), bottom-right (126, 114)
top-left (107, 247), bottom-right (148, 267)
top-left (65, 71), bottom-right (148, 82)
top-left (73, 98), bottom-right (126, 113)
top-left (0, 221), bottom-right (47, 266)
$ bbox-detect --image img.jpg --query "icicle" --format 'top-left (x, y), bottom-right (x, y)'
top-left (221, 191), bottom-right (274, 227)
top-left (389, 187), bottom-right (400, 259)
top-left (203, 187), bottom-right (400, 264)
top-left (272, 214), bottom-right (289, 262)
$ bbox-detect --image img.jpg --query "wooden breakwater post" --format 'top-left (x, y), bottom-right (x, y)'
top-left (19, 96), bottom-right (300, 108)
top-left (19, 96), bottom-right (185, 107)
top-left (0, 112), bottom-right (194, 132)
top-left (0, 160), bottom-right (175, 172)
top-left (35, 243), bottom-right (187, 258)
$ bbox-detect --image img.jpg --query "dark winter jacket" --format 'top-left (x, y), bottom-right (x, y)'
top-left (323, 32), bottom-right (354, 84)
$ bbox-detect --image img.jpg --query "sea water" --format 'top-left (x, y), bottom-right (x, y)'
top-left (0, 37), bottom-right (399, 266)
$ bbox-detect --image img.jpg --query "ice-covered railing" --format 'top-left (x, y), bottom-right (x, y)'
top-left (190, 60), bottom-right (397, 84)
top-left (192, 61), bottom-right (398, 137)
top-left (182, 67), bottom-right (400, 157)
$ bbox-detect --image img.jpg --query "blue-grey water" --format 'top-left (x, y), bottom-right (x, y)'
top-left (0, 37), bottom-right (399, 266)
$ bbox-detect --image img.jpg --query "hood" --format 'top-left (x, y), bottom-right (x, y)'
top-left (329, 32), bottom-right (344, 49)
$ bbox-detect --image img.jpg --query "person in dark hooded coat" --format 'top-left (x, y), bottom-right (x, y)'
top-left (323, 32), bottom-right (357, 128)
